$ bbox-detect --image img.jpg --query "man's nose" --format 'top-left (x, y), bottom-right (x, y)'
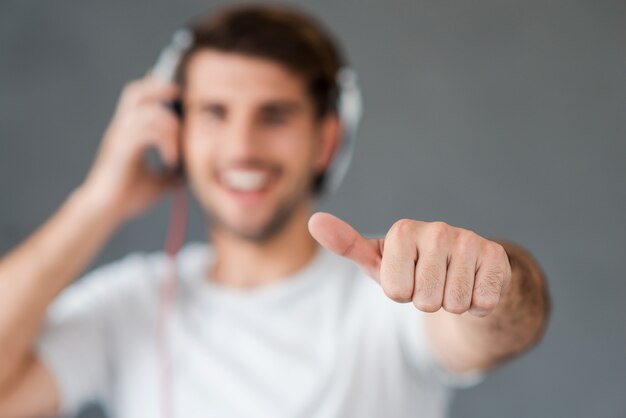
top-left (223, 115), bottom-right (261, 158)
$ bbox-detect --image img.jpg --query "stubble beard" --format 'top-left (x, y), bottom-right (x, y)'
top-left (209, 173), bottom-right (314, 244)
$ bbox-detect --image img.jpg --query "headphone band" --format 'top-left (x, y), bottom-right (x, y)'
top-left (153, 29), bottom-right (363, 194)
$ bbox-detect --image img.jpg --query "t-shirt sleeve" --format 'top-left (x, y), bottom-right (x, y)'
top-left (35, 252), bottom-right (158, 416)
top-left (391, 300), bottom-right (485, 388)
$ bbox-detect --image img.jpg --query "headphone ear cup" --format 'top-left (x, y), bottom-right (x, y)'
top-left (169, 99), bottom-right (183, 118)
top-left (325, 67), bottom-right (362, 194)
top-left (173, 101), bottom-right (186, 180)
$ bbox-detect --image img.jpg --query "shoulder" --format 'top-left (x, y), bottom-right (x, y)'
top-left (48, 242), bottom-right (211, 321)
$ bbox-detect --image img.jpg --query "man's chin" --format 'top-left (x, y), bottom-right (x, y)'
top-left (212, 208), bottom-right (296, 243)
top-left (206, 182), bottom-right (312, 243)
top-left (216, 219), bottom-right (287, 243)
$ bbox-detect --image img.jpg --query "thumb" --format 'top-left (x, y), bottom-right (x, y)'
top-left (308, 212), bottom-right (382, 281)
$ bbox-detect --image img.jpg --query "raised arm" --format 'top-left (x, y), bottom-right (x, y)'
top-left (309, 212), bottom-right (551, 375)
top-left (0, 77), bottom-right (181, 418)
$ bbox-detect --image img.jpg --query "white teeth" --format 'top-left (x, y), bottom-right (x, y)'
top-left (221, 169), bottom-right (270, 191)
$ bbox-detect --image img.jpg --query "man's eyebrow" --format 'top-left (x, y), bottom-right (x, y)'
top-left (185, 98), bottom-right (303, 113)
top-left (186, 97), bottom-right (224, 107)
top-left (259, 100), bottom-right (303, 114)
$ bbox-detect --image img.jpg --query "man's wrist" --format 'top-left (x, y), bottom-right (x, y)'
top-left (68, 185), bottom-right (127, 229)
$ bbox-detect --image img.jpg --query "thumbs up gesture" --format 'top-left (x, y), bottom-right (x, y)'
top-left (308, 212), bottom-right (512, 317)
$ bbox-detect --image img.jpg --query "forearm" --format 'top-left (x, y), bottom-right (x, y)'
top-left (0, 187), bottom-right (122, 389)
top-left (425, 241), bottom-right (551, 372)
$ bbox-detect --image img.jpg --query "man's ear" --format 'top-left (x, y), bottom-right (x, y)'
top-left (314, 113), bottom-right (341, 172)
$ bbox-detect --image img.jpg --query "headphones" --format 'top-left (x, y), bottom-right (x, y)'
top-left (152, 28), bottom-right (363, 194)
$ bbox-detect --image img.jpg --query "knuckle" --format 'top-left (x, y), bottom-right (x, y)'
top-left (413, 287), bottom-right (439, 306)
top-left (383, 285), bottom-right (413, 303)
top-left (468, 306), bottom-right (490, 317)
top-left (485, 242), bottom-right (506, 259)
top-left (427, 221), bottom-right (449, 243)
top-left (388, 219), bottom-right (415, 239)
top-left (413, 297), bottom-right (442, 313)
top-left (471, 293), bottom-right (499, 312)
top-left (472, 281), bottom-right (501, 311)
top-left (455, 229), bottom-right (479, 251)
top-left (442, 303), bottom-right (467, 315)
top-left (443, 284), bottom-right (471, 314)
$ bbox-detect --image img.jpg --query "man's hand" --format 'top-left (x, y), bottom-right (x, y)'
top-left (308, 212), bottom-right (512, 317)
top-left (80, 76), bottom-right (182, 223)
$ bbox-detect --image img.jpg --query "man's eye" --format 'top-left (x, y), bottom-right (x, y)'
top-left (261, 110), bottom-right (288, 125)
top-left (201, 105), bottom-right (226, 120)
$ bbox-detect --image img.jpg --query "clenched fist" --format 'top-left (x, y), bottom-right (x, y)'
top-left (309, 212), bottom-right (512, 317)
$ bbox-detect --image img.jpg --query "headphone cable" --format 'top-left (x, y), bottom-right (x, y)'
top-left (157, 182), bottom-right (189, 418)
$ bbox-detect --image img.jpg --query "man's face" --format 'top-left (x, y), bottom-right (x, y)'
top-left (181, 50), bottom-right (335, 242)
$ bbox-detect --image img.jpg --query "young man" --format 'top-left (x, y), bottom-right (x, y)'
top-left (0, 4), bottom-right (550, 418)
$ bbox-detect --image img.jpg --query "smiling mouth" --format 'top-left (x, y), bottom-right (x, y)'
top-left (218, 167), bottom-right (276, 193)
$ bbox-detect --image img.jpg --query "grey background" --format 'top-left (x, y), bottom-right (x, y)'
top-left (1, 0), bottom-right (625, 417)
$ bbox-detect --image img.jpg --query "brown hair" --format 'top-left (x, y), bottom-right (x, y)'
top-left (178, 3), bottom-right (347, 192)
top-left (178, 3), bottom-right (346, 118)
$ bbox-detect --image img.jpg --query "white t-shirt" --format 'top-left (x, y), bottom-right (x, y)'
top-left (37, 242), bottom-right (482, 418)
